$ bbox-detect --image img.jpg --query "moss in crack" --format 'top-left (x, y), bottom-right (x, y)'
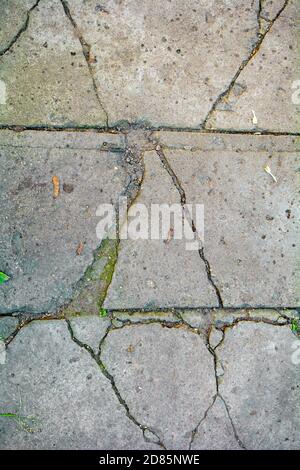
top-left (63, 237), bottom-right (118, 317)
top-left (98, 238), bottom-right (119, 309)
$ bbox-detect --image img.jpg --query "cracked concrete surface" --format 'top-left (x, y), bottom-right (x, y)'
top-left (0, 0), bottom-right (107, 126)
top-left (0, 311), bottom-right (299, 449)
top-left (0, 0), bottom-right (299, 451)
top-left (206, 0), bottom-right (299, 132)
top-left (0, 131), bottom-right (129, 313)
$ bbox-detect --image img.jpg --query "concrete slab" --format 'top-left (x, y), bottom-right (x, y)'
top-left (104, 150), bottom-right (218, 309)
top-left (101, 323), bottom-right (216, 449)
top-left (69, 315), bottom-right (110, 353)
top-left (217, 322), bottom-right (300, 449)
top-left (191, 397), bottom-right (241, 450)
top-left (65, 0), bottom-right (262, 128)
top-left (0, 316), bottom-right (18, 341)
top-left (160, 134), bottom-right (299, 307)
top-left (206, 0), bottom-right (299, 132)
top-left (0, 1), bottom-right (37, 54)
top-left (0, 131), bottom-right (128, 314)
top-left (0, 0), bottom-right (107, 126)
top-left (0, 320), bottom-right (158, 449)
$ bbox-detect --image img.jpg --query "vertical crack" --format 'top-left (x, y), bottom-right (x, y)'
top-left (202, 0), bottom-right (290, 128)
top-left (60, 0), bottom-right (109, 126)
top-left (0, 0), bottom-right (42, 56)
top-left (155, 144), bottom-right (224, 307)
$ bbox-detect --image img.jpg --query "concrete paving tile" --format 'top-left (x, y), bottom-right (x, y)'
top-left (0, 131), bottom-right (128, 314)
top-left (0, 1), bottom-right (37, 54)
top-left (163, 134), bottom-right (299, 307)
top-left (0, 0), bottom-right (107, 126)
top-left (69, 315), bottom-right (110, 353)
top-left (0, 316), bottom-right (18, 341)
top-left (101, 323), bottom-right (216, 449)
top-left (217, 322), bottom-right (300, 449)
top-left (191, 397), bottom-right (241, 450)
top-left (66, 0), bottom-right (261, 128)
top-left (206, 0), bottom-right (299, 132)
top-left (0, 320), bottom-right (158, 449)
top-left (0, 129), bottom-right (125, 150)
top-left (104, 150), bottom-right (218, 309)
top-left (261, 0), bottom-right (287, 21)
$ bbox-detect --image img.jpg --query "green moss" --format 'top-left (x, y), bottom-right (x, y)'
top-left (98, 238), bottom-right (119, 308)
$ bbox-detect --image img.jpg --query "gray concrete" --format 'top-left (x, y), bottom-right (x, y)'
top-left (160, 134), bottom-right (299, 307)
top-left (0, 131), bottom-right (127, 314)
top-left (0, 0), bottom-right (107, 126)
top-left (104, 150), bottom-right (218, 309)
top-left (0, 314), bottom-right (299, 449)
top-left (191, 397), bottom-right (241, 450)
top-left (69, 315), bottom-right (110, 352)
top-left (101, 323), bottom-right (216, 449)
top-left (206, 0), bottom-right (299, 132)
top-left (0, 320), bottom-right (158, 449)
top-left (0, 0), bottom-right (298, 452)
top-left (217, 322), bottom-right (300, 449)
top-left (0, 1), bottom-right (37, 54)
top-left (64, 0), bottom-right (262, 128)
top-left (0, 316), bottom-right (18, 341)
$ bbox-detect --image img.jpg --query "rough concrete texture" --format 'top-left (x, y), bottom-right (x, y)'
top-left (0, 131), bottom-right (127, 314)
top-left (218, 322), bottom-right (300, 449)
top-left (0, 0), bottom-right (299, 452)
top-left (206, 0), bottom-right (299, 132)
top-left (69, 315), bottom-right (110, 352)
top-left (0, 315), bottom-right (299, 449)
top-left (0, 320), bottom-right (159, 449)
top-left (191, 397), bottom-right (241, 450)
top-left (65, 0), bottom-right (263, 128)
top-left (101, 323), bottom-right (216, 449)
top-left (0, 0), bottom-right (37, 54)
top-left (0, 316), bottom-right (18, 341)
top-left (0, 0), bottom-right (107, 126)
top-left (104, 150), bottom-right (218, 309)
top-left (160, 134), bottom-right (299, 307)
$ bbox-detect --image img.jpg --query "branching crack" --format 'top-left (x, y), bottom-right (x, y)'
top-left (0, 0), bottom-right (42, 56)
top-left (155, 144), bottom-right (224, 307)
top-left (202, 0), bottom-right (290, 128)
top-left (204, 335), bottom-right (247, 449)
top-left (60, 0), bottom-right (109, 126)
top-left (65, 318), bottom-right (165, 449)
